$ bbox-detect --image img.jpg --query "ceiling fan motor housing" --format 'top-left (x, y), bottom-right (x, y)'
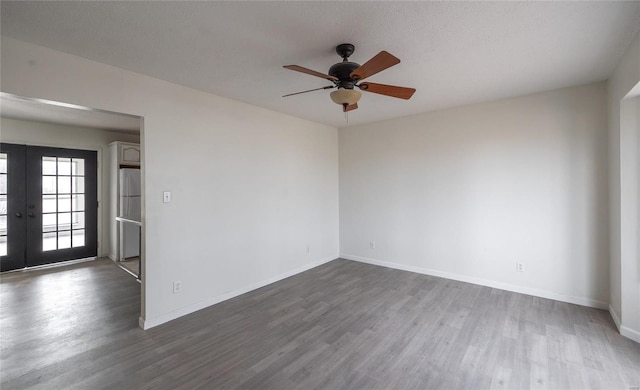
top-left (329, 61), bottom-right (360, 89)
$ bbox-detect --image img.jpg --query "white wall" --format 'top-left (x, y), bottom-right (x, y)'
top-left (0, 117), bottom-right (140, 259)
top-left (340, 82), bottom-right (609, 308)
top-left (607, 29), bottom-right (640, 343)
top-left (618, 95), bottom-right (639, 342)
top-left (1, 37), bottom-right (340, 328)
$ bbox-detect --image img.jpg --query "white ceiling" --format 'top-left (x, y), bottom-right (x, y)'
top-left (1, 93), bottom-right (141, 132)
top-left (1, 1), bottom-right (639, 128)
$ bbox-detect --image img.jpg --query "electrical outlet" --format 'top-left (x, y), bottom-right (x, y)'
top-left (370, 241), bottom-right (376, 249)
top-left (516, 262), bottom-right (524, 272)
top-left (173, 280), bottom-right (182, 293)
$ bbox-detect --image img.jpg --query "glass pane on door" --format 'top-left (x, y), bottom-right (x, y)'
top-left (41, 156), bottom-right (86, 251)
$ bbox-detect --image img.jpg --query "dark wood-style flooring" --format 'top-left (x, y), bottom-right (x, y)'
top-left (1, 258), bottom-right (639, 389)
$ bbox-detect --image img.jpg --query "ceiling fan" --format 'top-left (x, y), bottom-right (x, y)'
top-left (283, 43), bottom-right (416, 112)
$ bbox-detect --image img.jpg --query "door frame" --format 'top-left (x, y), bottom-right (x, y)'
top-left (4, 142), bottom-right (104, 262)
top-left (0, 143), bottom-right (99, 270)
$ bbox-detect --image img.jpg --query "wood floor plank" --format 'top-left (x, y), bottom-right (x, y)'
top-left (2, 258), bottom-right (639, 389)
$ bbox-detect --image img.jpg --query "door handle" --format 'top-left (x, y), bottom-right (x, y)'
top-left (16, 212), bottom-right (23, 218)
top-left (28, 212), bottom-right (35, 218)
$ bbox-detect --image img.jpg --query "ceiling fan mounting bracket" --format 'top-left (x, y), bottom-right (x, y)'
top-left (336, 43), bottom-right (355, 61)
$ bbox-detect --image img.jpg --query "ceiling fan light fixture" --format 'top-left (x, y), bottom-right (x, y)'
top-left (330, 88), bottom-right (361, 106)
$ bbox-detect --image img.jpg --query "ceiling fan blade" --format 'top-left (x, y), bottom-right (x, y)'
top-left (343, 103), bottom-right (358, 112)
top-left (282, 85), bottom-right (335, 97)
top-left (283, 65), bottom-right (338, 81)
top-left (358, 82), bottom-right (416, 100)
top-left (349, 51), bottom-right (400, 81)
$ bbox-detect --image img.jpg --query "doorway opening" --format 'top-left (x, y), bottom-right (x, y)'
top-left (0, 92), bottom-right (145, 326)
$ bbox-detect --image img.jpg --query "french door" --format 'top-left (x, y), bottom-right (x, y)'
top-left (1, 143), bottom-right (97, 272)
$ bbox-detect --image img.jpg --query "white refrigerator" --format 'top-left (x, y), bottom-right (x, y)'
top-left (119, 168), bottom-right (141, 259)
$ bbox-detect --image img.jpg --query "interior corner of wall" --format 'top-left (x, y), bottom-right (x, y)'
top-left (609, 304), bottom-right (622, 331)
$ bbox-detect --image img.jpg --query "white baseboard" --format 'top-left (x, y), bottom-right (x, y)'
top-left (609, 304), bottom-right (622, 330)
top-left (608, 305), bottom-right (640, 344)
top-left (340, 253), bottom-right (609, 310)
top-left (620, 325), bottom-right (640, 344)
top-left (140, 255), bottom-right (338, 330)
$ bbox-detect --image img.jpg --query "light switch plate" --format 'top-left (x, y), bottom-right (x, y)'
top-left (163, 191), bottom-right (171, 203)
